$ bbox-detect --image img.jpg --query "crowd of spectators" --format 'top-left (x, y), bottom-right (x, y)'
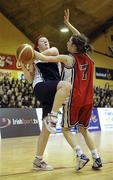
top-left (0, 76), bottom-right (40, 108)
top-left (0, 76), bottom-right (113, 108)
top-left (94, 85), bottom-right (113, 107)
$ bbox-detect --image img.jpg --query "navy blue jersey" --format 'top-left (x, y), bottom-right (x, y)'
top-left (36, 62), bottom-right (61, 81)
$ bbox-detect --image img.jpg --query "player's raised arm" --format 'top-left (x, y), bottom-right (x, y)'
top-left (64, 8), bottom-right (81, 36)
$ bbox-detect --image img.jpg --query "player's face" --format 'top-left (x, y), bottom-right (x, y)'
top-left (67, 37), bottom-right (77, 53)
top-left (38, 37), bottom-right (50, 51)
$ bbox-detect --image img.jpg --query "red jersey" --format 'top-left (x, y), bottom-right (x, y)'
top-left (67, 53), bottom-right (94, 127)
top-left (70, 53), bottom-right (94, 106)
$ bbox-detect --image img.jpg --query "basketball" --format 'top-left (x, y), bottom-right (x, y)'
top-left (16, 44), bottom-right (34, 64)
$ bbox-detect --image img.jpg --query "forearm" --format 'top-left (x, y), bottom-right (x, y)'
top-left (41, 47), bottom-right (59, 56)
top-left (65, 22), bottom-right (81, 36)
top-left (34, 51), bottom-right (49, 62)
top-left (34, 52), bottom-right (73, 66)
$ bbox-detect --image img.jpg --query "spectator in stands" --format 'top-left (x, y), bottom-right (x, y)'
top-left (8, 99), bottom-right (16, 108)
top-left (1, 94), bottom-right (9, 107)
top-left (22, 95), bottom-right (30, 107)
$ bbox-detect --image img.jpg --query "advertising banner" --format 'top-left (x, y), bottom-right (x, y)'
top-left (0, 69), bottom-right (23, 80)
top-left (95, 67), bottom-right (113, 80)
top-left (88, 108), bottom-right (101, 131)
top-left (0, 54), bottom-right (21, 70)
top-left (0, 108), bottom-right (41, 138)
top-left (98, 108), bottom-right (113, 131)
top-left (0, 108), bottom-right (113, 138)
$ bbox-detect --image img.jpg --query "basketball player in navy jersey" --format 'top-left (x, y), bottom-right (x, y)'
top-left (20, 35), bottom-right (86, 171)
top-left (29, 9), bottom-right (102, 171)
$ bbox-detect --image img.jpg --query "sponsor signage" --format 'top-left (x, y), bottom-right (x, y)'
top-left (0, 53), bottom-right (23, 80)
top-left (95, 67), bottom-right (113, 80)
top-left (0, 108), bottom-right (41, 138)
top-left (0, 108), bottom-right (113, 138)
top-left (0, 54), bottom-right (22, 70)
top-left (98, 108), bottom-right (113, 131)
top-left (0, 69), bottom-right (24, 80)
top-left (88, 108), bottom-right (101, 131)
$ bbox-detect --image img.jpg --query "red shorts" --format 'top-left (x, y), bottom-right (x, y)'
top-left (69, 104), bottom-right (93, 128)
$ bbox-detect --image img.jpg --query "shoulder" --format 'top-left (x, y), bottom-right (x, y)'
top-left (86, 53), bottom-right (94, 64)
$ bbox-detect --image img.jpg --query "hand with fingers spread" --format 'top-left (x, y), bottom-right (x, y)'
top-left (64, 8), bottom-right (70, 25)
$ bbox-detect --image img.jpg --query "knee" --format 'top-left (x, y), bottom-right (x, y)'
top-left (57, 81), bottom-right (71, 96)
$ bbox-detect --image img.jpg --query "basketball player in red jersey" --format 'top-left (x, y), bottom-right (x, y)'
top-left (29, 9), bottom-right (102, 171)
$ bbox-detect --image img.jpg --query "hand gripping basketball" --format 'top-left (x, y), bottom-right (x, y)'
top-left (16, 44), bottom-right (34, 64)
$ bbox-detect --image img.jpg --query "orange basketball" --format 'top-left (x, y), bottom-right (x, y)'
top-left (16, 44), bottom-right (34, 64)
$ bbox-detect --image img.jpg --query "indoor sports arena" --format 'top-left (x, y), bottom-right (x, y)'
top-left (0, 1), bottom-right (113, 180)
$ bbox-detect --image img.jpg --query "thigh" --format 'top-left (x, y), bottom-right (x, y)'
top-left (33, 80), bottom-right (59, 104)
top-left (78, 104), bottom-right (93, 128)
top-left (62, 103), bottom-right (80, 127)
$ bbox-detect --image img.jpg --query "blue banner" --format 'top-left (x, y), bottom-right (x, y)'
top-left (88, 108), bottom-right (101, 131)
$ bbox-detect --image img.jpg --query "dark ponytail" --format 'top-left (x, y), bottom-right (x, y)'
top-left (71, 34), bottom-right (93, 53)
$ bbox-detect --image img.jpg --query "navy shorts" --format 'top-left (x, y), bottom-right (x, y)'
top-left (33, 80), bottom-right (59, 118)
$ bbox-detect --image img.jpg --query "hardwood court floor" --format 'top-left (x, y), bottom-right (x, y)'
top-left (0, 131), bottom-right (113, 180)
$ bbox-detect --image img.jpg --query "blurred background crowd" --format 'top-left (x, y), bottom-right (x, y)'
top-left (0, 76), bottom-right (40, 108)
top-left (0, 76), bottom-right (113, 108)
